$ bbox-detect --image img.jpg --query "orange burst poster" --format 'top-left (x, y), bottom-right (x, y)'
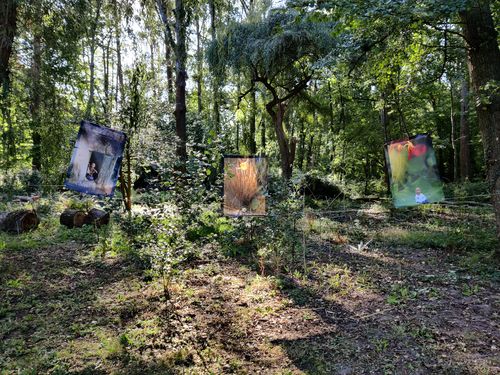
top-left (223, 156), bottom-right (267, 216)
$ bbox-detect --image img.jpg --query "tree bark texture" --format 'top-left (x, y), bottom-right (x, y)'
top-left (0, 0), bottom-right (17, 161)
top-left (460, 0), bottom-right (500, 249)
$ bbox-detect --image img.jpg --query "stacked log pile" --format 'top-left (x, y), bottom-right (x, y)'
top-left (60, 208), bottom-right (110, 228)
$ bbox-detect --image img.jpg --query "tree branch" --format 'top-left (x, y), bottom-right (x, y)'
top-left (156, 0), bottom-right (176, 50)
top-left (347, 33), bottom-right (391, 77)
top-left (424, 22), bottom-right (470, 44)
top-left (237, 81), bottom-right (255, 109)
top-left (279, 75), bottom-right (312, 103)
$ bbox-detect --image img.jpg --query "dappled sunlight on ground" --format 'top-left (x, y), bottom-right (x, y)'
top-left (0, 202), bottom-right (499, 373)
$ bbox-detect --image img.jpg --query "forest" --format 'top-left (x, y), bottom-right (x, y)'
top-left (0, 0), bottom-right (499, 373)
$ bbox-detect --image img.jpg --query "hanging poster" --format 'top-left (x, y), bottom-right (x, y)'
top-left (385, 134), bottom-right (444, 208)
top-left (223, 156), bottom-right (268, 216)
top-left (65, 121), bottom-right (126, 197)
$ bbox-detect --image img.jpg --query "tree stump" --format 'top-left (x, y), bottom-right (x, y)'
top-left (60, 209), bottom-right (87, 228)
top-left (0, 210), bottom-right (40, 234)
top-left (84, 208), bottom-right (110, 227)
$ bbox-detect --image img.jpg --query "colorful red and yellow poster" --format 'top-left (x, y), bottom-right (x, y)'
top-left (385, 134), bottom-right (444, 208)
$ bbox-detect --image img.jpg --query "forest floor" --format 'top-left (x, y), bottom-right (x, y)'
top-left (0, 199), bottom-right (499, 374)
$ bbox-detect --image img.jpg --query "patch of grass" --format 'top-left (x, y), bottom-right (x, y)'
top-left (124, 318), bottom-right (161, 349)
top-left (391, 323), bottom-right (408, 339)
top-left (0, 217), bottom-right (98, 252)
top-left (409, 324), bottom-right (435, 342)
top-left (387, 284), bottom-right (417, 305)
top-left (418, 287), bottom-right (441, 300)
top-left (302, 311), bottom-right (315, 321)
top-left (372, 338), bottom-right (389, 353)
top-left (461, 283), bottom-right (480, 296)
top-left (255, 305), bottom-right (276, 317)
top-left (457, 252), bottom-right (500, 281)
top-left (326, 265), bottom-right (355, 296)
top-left (100, 336), bottom-right (124, 359)
top-left (303, 215), bottom-right (339, 234)
top-left (377, 225), bottom-right (497, 252)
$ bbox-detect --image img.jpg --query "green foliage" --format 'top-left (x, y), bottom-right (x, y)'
top-left (0, 169), bottom-right (41, 196)
top-left (376, 213), bottom-right (497, 253)
top-left (461, 283), bottom-right (479, 296)
top-left (0, 216), bottom-right (98, 252)
top-left (218, 178), bottom-right (303, 273)
top-left (209, 9), bottom-right (335, 95)
top-left (186, 208), bottom-right (232, 241)
top-left (387, 284), bottom-right (417, 305)
top-left (443, 181), bottom-right (490, 202)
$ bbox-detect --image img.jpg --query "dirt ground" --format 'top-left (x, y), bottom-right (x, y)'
top-left (0, 205), bottom-right (499, 374)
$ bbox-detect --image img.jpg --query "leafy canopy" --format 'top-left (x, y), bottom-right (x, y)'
top-left (208, 9), bottom-right (336, 93)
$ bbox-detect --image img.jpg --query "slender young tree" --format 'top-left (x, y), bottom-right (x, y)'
top-left (30, 31), bottom-right (42, 171)
top-left (459, 75), bottom-right (471, 180)
top-left (85, 0), bottom-right (103, 120)
top-left (208, 0), bottom-right (221, 132)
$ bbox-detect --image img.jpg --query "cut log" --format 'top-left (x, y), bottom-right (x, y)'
top-left (60, 209), bottom-right (87, 228)
top-left (0, 210), bottom-right (40, 234)
top-left (84, 208), bottom-right (110, 227)
top-left (13, 195), bottom-right (41, 203)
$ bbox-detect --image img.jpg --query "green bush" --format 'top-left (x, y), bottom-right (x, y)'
top-left (443, 181), bottom-right (490, 202)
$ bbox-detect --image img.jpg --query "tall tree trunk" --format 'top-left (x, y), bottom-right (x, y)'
top-left (85, 0), bottom-right (102, 120)
top-left (257, 75), bottom-right (309, 179)
top-left (102, 36), bottom-right (111, 123)
top-left (460, 0), bottom-right (500, 251)
top-left (157, 0), bottom-right (188, 164)
top-left (380, 94), bottom-right (391, 195)
top-left (164, 31), bottom-right (174, 103)
top-left (114, 0), bottom-right (125, 107)
top-left (194, 16), bottom-right (203, 144)
top-left (431, 95), bottom-right (447, 179)
top-left (173, 0), bottom-right (187, 163)
top-left (30, 34), bottom-right (42, 171)
top-left (460, 76), bottom-right (471, 180)
top-left (248, 88), bottom-right (257, 154)
top-left (266, 102), bottom-right (295, 179)
top-left (0, 0), bottom-right (16, 103)
top-left (306, 134), bottom-right (314, 169)
top-left (260, 119), bottom-right (266, 151)
top-left (196, 17), bottom-right (203, 114)
top-left (317, 131), bottom-right (322, 167)
top-left (195, 17), bottom-right (203, 115)
top-left (450, 83), bottom-right (459, 181)
top-left (0, 0), bottom-right (17, 162)
top-left (364, 156), bottom-right (370, 195)
top-left (297, 118), bottom-right (305, 170)
top-left (209, 0), bottom-right (220, 131)
top-left (236, 120), bottom-right (240, 152)
top-left (150, 39), bottom-right (157, 98)
top-left (159, 0), bottom-right (174, 105)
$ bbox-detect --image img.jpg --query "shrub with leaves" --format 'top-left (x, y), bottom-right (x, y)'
top-left (255, 179), bottom-right (303, 274)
